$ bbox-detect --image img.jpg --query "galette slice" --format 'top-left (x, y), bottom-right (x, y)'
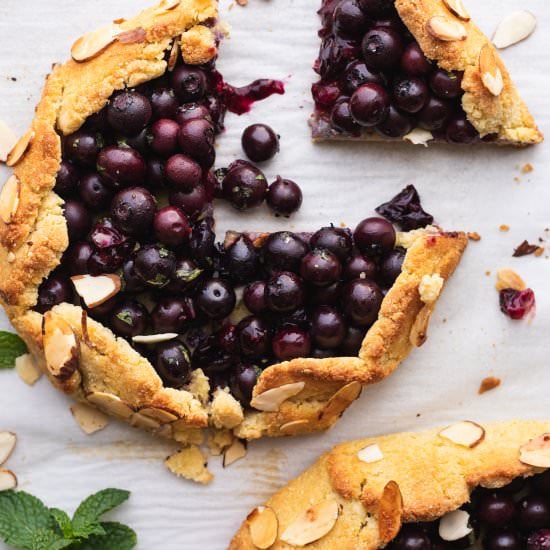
top-left (232, 420), bottom-right (550, 549)
top-left (311, 0), bottom-right (543, 145)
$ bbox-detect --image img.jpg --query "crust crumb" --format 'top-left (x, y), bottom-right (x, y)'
top-left (468, 232), bottom-right (481, 241)
top-left (521, 163), bottom-right (534, 174)
top-left (479, 376), bottom-right (501, 395)
top-left (499, 224), bottom-right (510, 232)
top-left (165, 446), bottom-right (213, 484)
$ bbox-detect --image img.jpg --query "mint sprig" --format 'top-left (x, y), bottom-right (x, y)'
top-left (0, 331), bottom-right (27, 369)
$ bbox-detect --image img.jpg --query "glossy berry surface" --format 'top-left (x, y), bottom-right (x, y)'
top-left (354, 217), bottom-right (396, 256)
top-left (165, 154), bottom-right (202, 192)
top-left (311, 306), bottom-right (346, 349)
top-left (272, 328), bottom-right (312, 361)
top-left (151, 297), bottom-right (195, 333)
top-left (63, 200), bottom-right (92, 242)
top-left (393, 77), bottom-right (429, 113)
top-left (350, 83), bottom-right (390, 126)
top-left (64, 131), bottom-right (103, 167)
top-left (55, 161), bottom-right (80, 197)
top-left (36, 275), bottom-right (73, 314)
top-left (343, 278), bottom-right (383, 326)
top-left (311, 227), bottom-right (353, 261)
top-left (154, 341), bottom-right (192, 388)
top-left (171, 65), bottom-right (207, 103)
top-left (265, 271), bottom-right (305, 313)
top-left (177, 118), bottom-right (216, 169)
top-left (222, 161), bottom-right (268, 210)
top-left (97, 146), bottom-right (146, 187)
top-left (149, 119), bottom-right (180, 157)
top-left (243, 281), bottom-right (268, 314)
top-left (478, 493), bottom-right (517, 527)
top-left (241, 124), bottom-right (280, 162)
top-left (300, 249), bottom-right (342, 286)
top-left (362, 27), bottom-right (403, 71)
top-left (153, 206), bottom-right (191, 247)
top-left (222, 235), bottom-right (259, 282)
top-left (107, 91), bottom-right (152, 136)
top-left (196, 278), bottom-right (236, 320)
top-left (78, 173), bottom-right (112, 210)
top-left (266, 177), bottom-right (303, 217)
top-left (263, 232), bottom-right (309, 273)
top-left (111, 187), bottom-right (156, 237)
top-left (134, 244), bottom-right (175, 289)
top-left (110, 300), bottom-right (148, 338)
top-left (238, 316), bottom-right (271, 359)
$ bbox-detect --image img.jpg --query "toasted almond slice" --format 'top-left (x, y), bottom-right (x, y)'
top-left (439, 510), bottom-right (472, 542)
top-left (138, 406), bottom-right (179, 423)
top-left (443, 0), bottom-right (470, 21)
top-left (43, 313), bottom-right (79, 381)
top-left (378, 480), bottom-right (403, 543)
top-left (0, 432), bottom-right (16, 466)
top-left (250, 382), bottom-right (305, 412)
top-left (409, 304), bottom-right (432, 347)
top-left (71, 24), bottom-right (120, 62)
top-left (280, 499), bottom-right (339, 545)
top-left (0, 120), bottom-right (17, 163)
top-left (0, 469), bottom-right (17, 491)
top-left (6, 129), bottom-right (34, 167)
top-left (86, 391), bottom-right (134, 419)
top-left (156, 0), bottom-right (181, 13)
top-left (496, 268), bottom-right (526, 291)
top-left (519, 433), bottom-right (550, 468)
top-left (130, 412), bottom-right (161, 430)
top-left (132, 333), bottom-right (178, 344)
top-left (280, 419), bottom-right (310, 434)
top-left (439, 421), bottom-right (486, 448)
top-left (70, 403), bottom-right (109, 434)
top-left (319, 380), bottom-right (362, 421)
top-left (493, 11), bottom-right (537, 49)
top-left (116, 27), bottom-right (147, 44)
top-left (247, 506), bottom-right (279, 550)
top-left (71, 274), bottom-right (121, 308)
top-left (403, 128), bottom-right (433, 146)
top-left (15, 353), bottom-right (42, 386)
top-left (165, 446), bottom-right (213, 485)
top-left (427, 16), bottom-right (467, 41)
top-left (358, 443), bottom-right (384, 464)
top-left (0, 175), bottom-right (20, 224)
top-left (223, 439), bottom-right (247, 467)
top-left (479, 44), bottom-right (504, 96)
top-left (167, 39), bottom-right (180, 71)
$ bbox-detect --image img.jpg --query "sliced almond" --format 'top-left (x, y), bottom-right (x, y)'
top-left (357, 443), bottom-right (384, 464)
top-left (156, 0), bottom-right (181, 13)
top-left (443, 0), bottom-right (470, 21)
top-left (116, 27), bottom-right (147, 44)
top-left (130, 412), bottom-right (161, 430)
top-left (426, 16), bottom-right (468, 41)
top-left (167, 39), bottom-right (180, 71)
top-left (165, 446), bottom-right (213, 485)
top-left (409, 304), bottom-right (433, 347)
top-left (279, 419), bottom-right (310, 434)
top-left (138, 406), bottom-right (179, 423)
top-left (0, 470), bottom-right (17, 491)
top-left (6, 129), bottom-right (34, 167)
top-left (496, 268), bottom-right (526, 292)
top-left (223, 439), bottom-right (247, 467)
top-left (15, 353), bottom-right (42, 386)
top-left (403, 128), bottom-right (433, 146)
top-left (0, 120), bottom-right (18, 163)
top-left (0, 175), bottom-right (20, 224)
top-left (247, 506), bottom-right (279, 550)
top-left (378, 480), bottom-right (403, 544)
top-left (0, 432), bottom-right (16, 466)
top-left (439, 509), bottom-right (472, 542)
top-left (319, 381), bottom-right (362, 422)
top-left (70, 403), bottom-right (109, 434)
top-left (43, 313), bottom-right (79, 381)
top-left (71, 274), bottom-right (121, 308)
top-left (479, 44), bottom-right (504, 96)
top-left (280, 499), bottom-right (339, 546)
top-left (71, 24), bottom-right (120, 62)
top-left (86, 391), bottom-right (134, 419)
top-left (250, 382), bottom-right (305, 412)
top-left (439, 421), bottom-right (486, 448)
top-left (493, 11), bottom-right (537, 49)
top-left (519, 433), bottom-right (550, 468)
top-left (132, 333), bottom-right (178, 344)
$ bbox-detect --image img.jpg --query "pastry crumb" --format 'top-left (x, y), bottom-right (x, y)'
top-left (478, 376), bottom-right (501, 395)
top-left (521, 163), bottom-right (534, 174)
top-left (468, 232), bottom-right (481, 242)
top-left (499, 224), bottom-right (510, 232)
top-left (485, 270), bottom-right (491, 276)
top-left (534, 247), bottom-right (545, 257)
top-left (165, 446), bottom-right (213, 485)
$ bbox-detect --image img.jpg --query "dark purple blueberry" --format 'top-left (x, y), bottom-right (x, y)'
top-left (350, 83), bottom-right (390, 126)
top-left (36, 275), bottom-right (73, 313)
top-left (311, 306), bottom-right (346, 349)
top-left (78, 173), bottom-right (112, 210)
top-left (265, 271), bottom-right (305, 314)
top-left (379, 248), bottom-right (405, 287)
top-left (484, 529), bottom-right (522, 550)
top-left (274, 307), bottom-right (309, 331)
top-left (266, 177), bottom-right (303, 217)
top-left (222, 235), bottom-right (259, 282)
top-left (164, 154), bottom-right (203, 192)
top-left (316, 35), bottom-right (359, 80)
top-left (300, 249), bottom-right (342, 286)
top-left (110, 187), bottom-right (156, 236)
top-left (55, 161), bottom-right (80, 197)
top-left (146, 157), bottom-right (167, 188)
top-left (417, 96), bottom-right (453, 131)
top-left (222, 161), bottom-right (268, 210)
top-left (96, 146), bottom-right (146, 187)
top-left (308, 281), bottom-right (342, 307)
top-left (134, 244), bottom-right (176, 288)
top-left (241, 124), bottom-right (280, 163)
top-left (446, 115), bottom-right (479, 144)
top-left (89, 218), bottom-right (132, 252)
top-left (107, 91), bottom-right (152, 136)
top-left (342, 61), bottom-right (384, 95)
top-left (84, 108), bottom-right (109, 133)
top-left (121, 258), bottom-right (146, 293)
top-left (243, 281), bottom-right (268, 314)
top-left (391, 526), bottom-right (432, 550)
top-left (169, 185), bottom-right (208, 218)
top-left (401, 42), bottom-right (432, 76)
top-left (64, 131), bottom-right (104, 167)
top-left (230, 364), bottom-right (259, 406)
top-left (88, 294), bottom-right (120, 318)
top-left (171, 65), bottom-right (207, 103)
top-left (341, 325), bottom-right (367, 355)
top-left (65, 242), bottom-right (93, 275)
top-left (153, 206), bottom-right (191, 247)
top-left (362, 27), bottom-right (403, 71)
top-left (237, 316), bottom-right (271, 359)
top-left (196, 278), bottom-right (236, 320)
top-left (154, 341), bottom-right (191, 388)
top-left (518, 495), bottom-right (550, 530)
top-left (177, 118), bottom-right (215, 169)
top-left (393, 77), bottom-right (429, 114)
top-left (533, 472), bottom-right (550, 496)
top-left (110, 300), bottom-right (148, 338)
top-left (192, 337), bottom-right (234, 374)
top-left (331, 99), bottom-right (362, 134)
top-left (376, 104), bottom-right (414, 138)
top-left (357, 0), bottom-right (394, 17)
top-left (272, 328), bottom-right (311, 361)
top-left (343, 278), bottom-right (383, 326)
top-left (344, 253), bottom-right (377, 280)
top-left (263, 231), bottom-right (309, 273)
top-left (333, 0), bottom-right (369, 38)
top-left (149, 119), bottom-right (180, 157)
top-left (527, 530), bottom-right (550, 550)
top-left (478, 493), bottom-right (517, 527)
top-left (354, 217), bottom-right (396, 257)
top-left (63, 200), bottom-right (92, 241)
top-left (430, 69), bottom-right (463, 100)
top-left (167, 257), bottom-right (203, 293)
top-left (175, 103), bottom-right (212, 125)
top-left (216, 324), bottom-right (239, 356)
top-left (311, 227), bottom-right (352, 262)
top-left (121, 128), bottom-right (149, 156)
top-left (189, 217), bottom-right (216, 268)
top-left (375, 184), bottom-right (434, 231)
top-left (151, 297), bottom-right (195, 333)
top-left (150, 88), bottom-right (179, 120)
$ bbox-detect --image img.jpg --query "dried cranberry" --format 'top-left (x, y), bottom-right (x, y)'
top-left (375, 185), bottom-right (434, 231)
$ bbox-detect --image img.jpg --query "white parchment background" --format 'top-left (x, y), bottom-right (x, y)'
top-left (0, 0), bottom-right (549, 548)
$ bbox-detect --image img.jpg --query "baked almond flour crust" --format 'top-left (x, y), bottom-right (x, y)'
top-left (0, 0), bottom-right (467, 445)
top-left (231, 420), bottom-right (550, 549)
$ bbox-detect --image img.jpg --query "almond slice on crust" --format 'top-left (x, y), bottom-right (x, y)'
top-left (130, 412), bottom-right (161, 430)
top-left (0, 469), bottom-right (17, 491)
top-left (439, 421), bottom-right (486, 448)
top-left (493, 11), bottom-right (537, 49)
top-left (71, 274), bottom-right (121, 308)
top-left (479, 44), bottom-right (504, 97)
top-left (496, 268), bottom-right (526, 292)
top-left (443, 0), bottom-right (470, 22)
top-left (247, 506), bottom-right (279, 550)
top-left (6, 129), bottom-right (34, 167)
top-left (71, 24), bottom-right (120, 62)
top-left (378, 480), bottom-right (404, 544)
top-left (0, 432), bottom-right (16, 466)
top-left (319, 381), bottom-right (362, 421)
top-left (116, 27), bottom-right (147, 44)
top-left (86, 391), bottom-right (134, 419)
top-left (132, 333), bottom-right (178, 344)
top-left (250, 382), bottom-right (305, 412)
top-left (439, 509), bottom-right (473, 542)
top-left (280, 498), bottom-right (339, 545)
top-left (43, 313), bottom-right (79, 382)
top-left (0, 120), bottom-right (18, 163)
top-left (519, 433), bottom-right (550, 468)
top-left (15, 353), bottom-right (42, 386)
top-left (70, 403), bottom-right (110, 434)
top-left (403, 128), bottom-right (433, 146)
top-left (357, 443), bottom-right (384, 464)
top-left (426, 16), bottom-right (468, 42)
top-left (0, 175), bottom-right (20, 224)
top-left (156, 0), bottom-right (181, 13)
top-left (279, 419), bottom-right (310, 434)
top-left (223, 439), bottom-right (247, 467)
top-left (138, 406), bottom-right (179, 423)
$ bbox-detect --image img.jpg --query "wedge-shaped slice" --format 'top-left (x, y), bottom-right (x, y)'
top-left (231, 420), bottom-right (550, 549)
top-left (311, 0), bottom-right (542, 145)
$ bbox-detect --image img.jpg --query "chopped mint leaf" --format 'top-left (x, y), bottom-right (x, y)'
top-left (0, 331), bottom-right (27, 369)
top-left (71, 489), bottom-right (130, 536)
top-left (116, 312), bottom-right (134, 326)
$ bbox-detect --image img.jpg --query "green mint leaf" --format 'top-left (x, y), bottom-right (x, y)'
top-left (77, 522), bottom-right (136, 550)
top-left (71, 489), bottom-right (130, 536)
top-left (49, 509), bottom-right (73, 539)
top-left (0, 490), bottom-right (54, 548)
top-left (116, 311), bottom-right (134, 326)
top-left (0, 331), bottom-right (27, 369)
top-left (71, 522), bottom-right (105, 540)
top-left (28, 529), bottom-right (74, 550)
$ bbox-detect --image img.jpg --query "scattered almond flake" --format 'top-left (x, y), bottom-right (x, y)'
top-left (0, 470), bottom-right (17, 491)
top-left (478, 376), bottom-right (501, 395)
top-left (43, 313), bottom-right (80, 382)
top-left (479, 44), bottom-right (503, 96)
top-left (138, 406), bottom-right (179, 423)
top-left (71, 24), bottom-right (120, 62)
top-left (419, 273), bottom-right (444, 304)
top-left (0, 120), bottom-right (18, 163)
top-left (250, 381), bottom-right (305, 412)
top-left (15, 353), bottom-right (42, 386)
top-left (499, 224), bottom-right (510, 232)
top-left (116, 27), bottom-right (147, 44)
top-left (442, 0), bottom-right (470, 21)
top-left (70, 403), bottom-right (109, 434)
top-left (0, 432), bottom-right (16, 466)
top-left (0, 175), bottom-right (20, 224)
top-left (247, 506), bottom-right (278, 550)
top-left (519, 433), bottom-right (550, 468)
top-left (493, 11), bottom-right (537, 49)
top-left (357, 443), bottom-right (384, 464)
top-left (223, 439), bottom-right (247, 467)
top-left (521, 163), bottom-right (534, 174)
top-left (426, 16), bottom-right (467, 41)
top-left (378, 481), bottom-right (404, 543)
top-left (129, 412), bottom-right (161, 430)
top-left (319, 381), bottom-right (362, 421)
top-left (495, 269), bottom-right (526, 292)
top-left (468, 232), bottom-right (481, 242)
top-left (280, 499), bottom-right (339, 545)
top-left (403, 128), bottom-right (433, 146)
top-left (132, 333), bottom-right (178, 344)
top-left (279, 419), bottom-right (310, 433)
top-left (207, 429), bottom-right (234, 456)
top-left (513, 240), bottom-right (539, 257)
top-left (438, 421), bottom-right (486, 448)
top-left (71, 274), bottom-right (121, 308)
top-left (86, 391), bottom-right (134, 419)
top-left (6, 129), bottom-right (34, 167)
top-left (439, 510), bottom-right (472, 541)
top-left (165, 446), bottom-right (213, 484)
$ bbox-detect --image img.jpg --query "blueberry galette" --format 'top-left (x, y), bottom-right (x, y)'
top-left (232, 421), bottom-right (550, 548)
top-left (311, 0), bottom-right (543, 145)
top-left (0, 0), bottom-right (466, 444)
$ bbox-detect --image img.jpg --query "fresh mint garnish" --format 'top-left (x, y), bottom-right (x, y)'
top-left (0, 332), bottom-right (27, 369)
